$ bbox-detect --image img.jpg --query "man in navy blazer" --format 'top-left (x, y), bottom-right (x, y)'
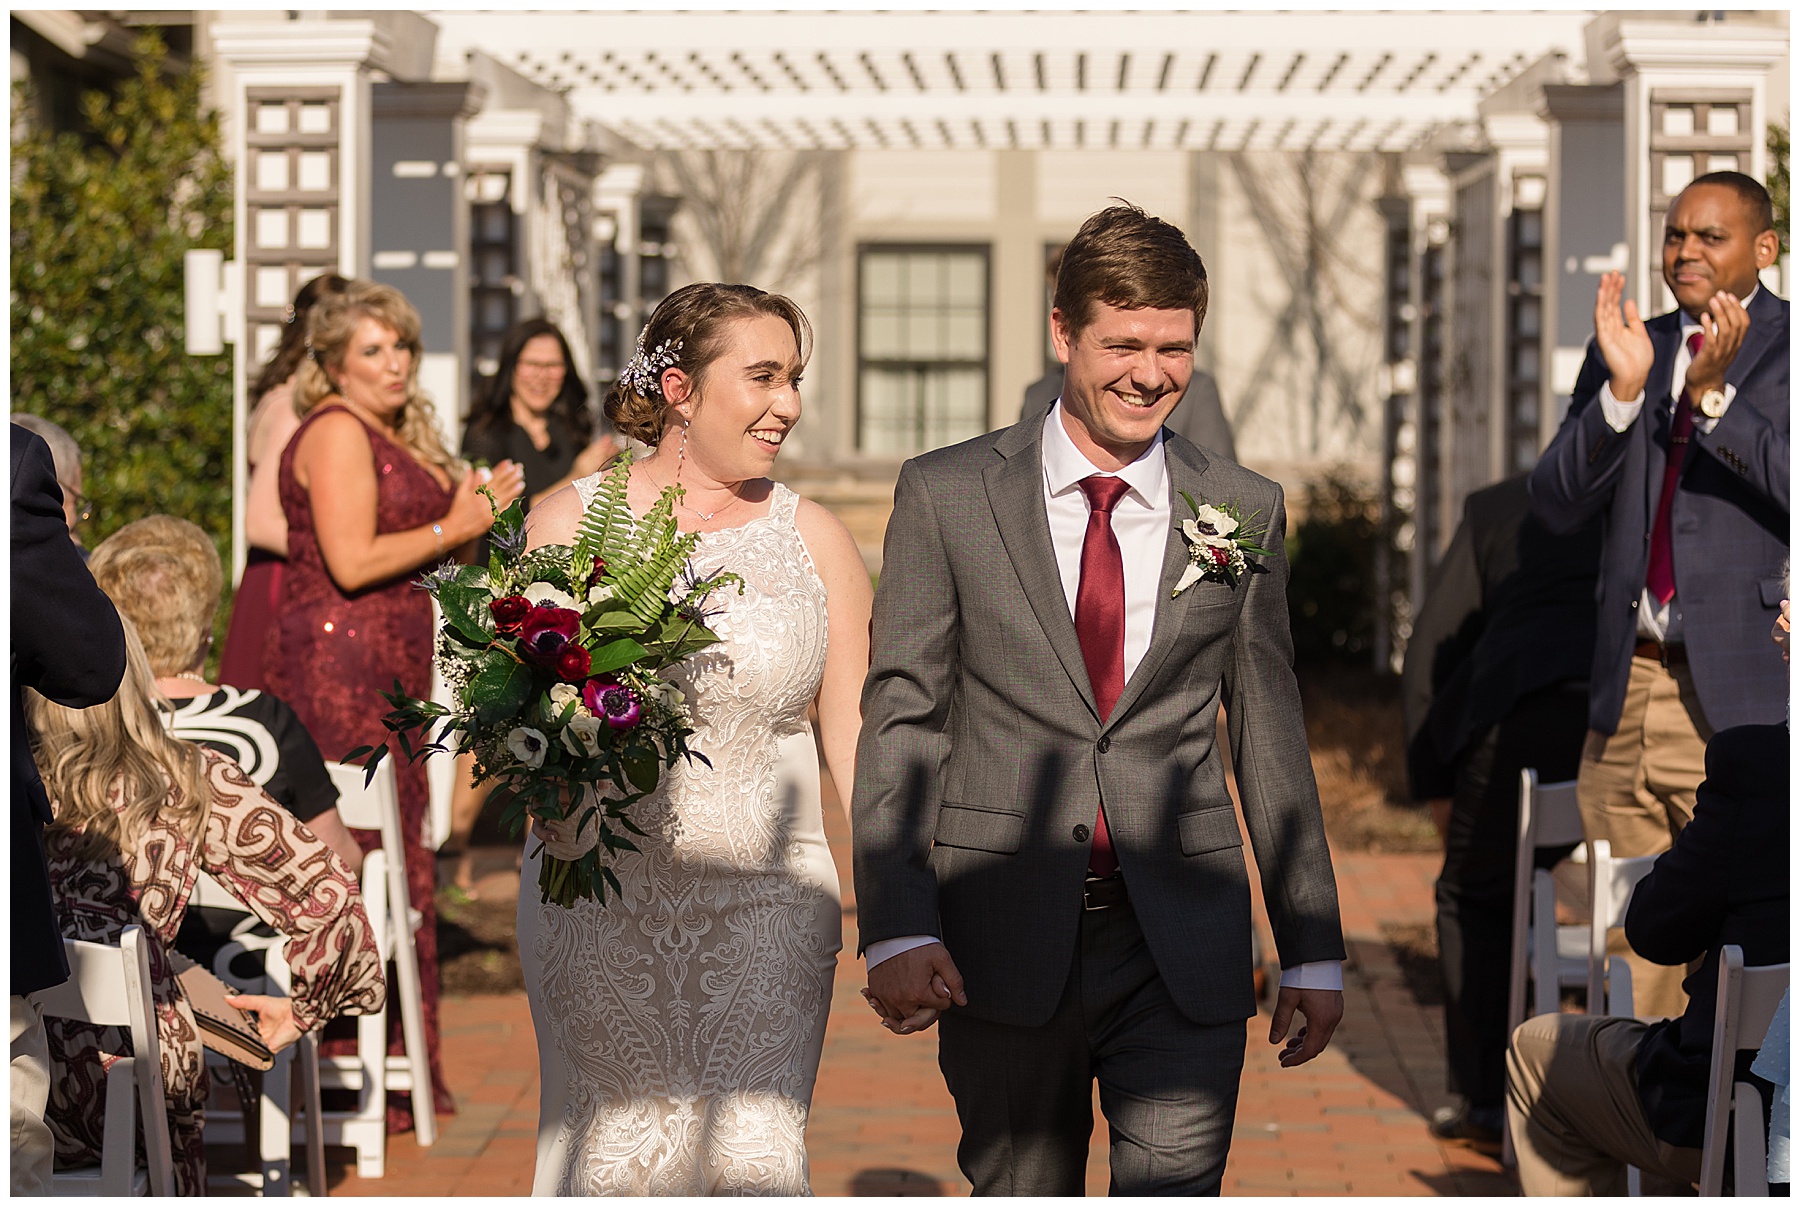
top-left (1528, 171), bottom-right (1786, 1018)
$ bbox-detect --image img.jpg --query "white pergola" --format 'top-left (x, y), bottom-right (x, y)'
top-left (428, 10), bottom-right (1597, 152)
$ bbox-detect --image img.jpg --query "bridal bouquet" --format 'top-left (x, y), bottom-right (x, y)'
top-left (350, 455), bottom-right (740, 907)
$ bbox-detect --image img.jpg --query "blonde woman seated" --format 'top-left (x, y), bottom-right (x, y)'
top-left (27, 620), bottom-right (385, 1195)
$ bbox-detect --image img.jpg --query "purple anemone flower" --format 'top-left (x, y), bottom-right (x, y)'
top-left (583, 679), bottom-right (642, 730)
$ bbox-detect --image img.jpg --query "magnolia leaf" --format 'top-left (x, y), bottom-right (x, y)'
top-left (588, 637), bottom-right (649, 676)
top-left (467, 658), bottom-right (533, 727)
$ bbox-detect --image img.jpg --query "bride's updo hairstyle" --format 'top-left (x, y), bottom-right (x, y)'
top-left (606, 282), bottom-right (813, 447)
top-left (294, 278), bottom-right (461, 477)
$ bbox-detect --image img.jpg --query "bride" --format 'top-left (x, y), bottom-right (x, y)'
top-left (517, 283), bottom-right (872, 1195)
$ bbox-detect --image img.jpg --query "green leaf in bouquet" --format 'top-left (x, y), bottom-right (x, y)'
top-left (451, 563), bottom-right (492, 589)
top-left (583, 608), bottom-right (642, 634)
top-left (622, 749), bottom-right (661, 794)
top-left (467, 657), bottom-right (533, 726)
top-left (438, 582), bottom-right (497, 647)
top-left (588, 637), bottom-right (650, 676)
top-left (572, 452), bottom-right (637, 567)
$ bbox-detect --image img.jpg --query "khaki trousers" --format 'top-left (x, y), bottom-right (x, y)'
top-left (1507, 1013), bottom-right (1701, 1196)
top-left (1576, 654), bottom-right (1711, 1020)
top-left (10, 995), bottom-right (54, 1196)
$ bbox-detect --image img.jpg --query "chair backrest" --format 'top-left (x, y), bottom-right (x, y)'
top-left (1587, 839), bottom-right (1661, 1013)
top-left (1700, 946), bottom-right (1790, 1195)
top-left (424, 598), bottom-right (454, 851)
top-left (1509, 770), bottom-right (1583, 1032)
top-left (327, 759), bottom-right (402, 851)
top-left (326, 760), bottom-right (410, 962)
top-left (32, 926), bottom-right (177, 1196)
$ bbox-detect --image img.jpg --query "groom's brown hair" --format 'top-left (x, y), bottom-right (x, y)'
top-left (1053, 202), bottom-right (1208, 339)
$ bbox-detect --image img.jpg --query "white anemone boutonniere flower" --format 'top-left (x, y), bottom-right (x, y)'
top-left (1172, 491), bottom-right (1271, 596)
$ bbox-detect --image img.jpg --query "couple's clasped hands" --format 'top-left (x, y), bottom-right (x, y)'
top-left (861, 940), bottom-right (1345, 1067)
top-left (861, 942), bottom-right (966, 1035)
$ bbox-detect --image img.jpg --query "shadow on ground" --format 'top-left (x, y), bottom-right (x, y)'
top-left (850, 1167), bottom-right (947, 1196)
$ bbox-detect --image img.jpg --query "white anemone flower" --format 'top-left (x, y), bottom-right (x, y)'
top-left (1191, 504), bottom-right (1238, 539)
top-left (587, 581), bottom-right (616, 607)
top-left (523, 582), bottom-right (577, 611)
top-left (506, 726), bottom-right (549, 769)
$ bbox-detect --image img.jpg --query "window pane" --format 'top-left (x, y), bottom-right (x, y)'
top-left (863, 255), bottom-right (902, 306)
top-left (904, 310), bottom-right (942, 358)
top-left (943, 307), bottom-right (986, 359)
top-left (944, 256), bottom-right (984, 307)
top-left (905, 256), bottom-right (942, 306)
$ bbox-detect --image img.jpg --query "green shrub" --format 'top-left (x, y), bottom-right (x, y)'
top-left (11, 30), bottom-right (234, 559)
top-left (1285, 470), bottom-right (1380, 666)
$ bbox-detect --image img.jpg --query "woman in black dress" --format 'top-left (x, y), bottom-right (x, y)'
top-left (462, 317), bottom-right (615, 511)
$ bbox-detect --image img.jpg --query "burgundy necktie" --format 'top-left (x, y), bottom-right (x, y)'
top-left (1645, 331), bottom-right (1705, 606)
top-left (1075, 475), bottom-right (1130, 878)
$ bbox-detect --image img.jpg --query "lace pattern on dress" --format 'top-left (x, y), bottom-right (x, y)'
top-left (527, 480), bottom-right (840, 1196)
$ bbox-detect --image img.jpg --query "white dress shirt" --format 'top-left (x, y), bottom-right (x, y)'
top-left (868, 404), bottom-right (1343, 994)
top-left (1595, 288), bottom-right (1754, 641)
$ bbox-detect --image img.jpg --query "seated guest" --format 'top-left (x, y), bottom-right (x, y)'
top-left (85, 516), bottom-right (362, 875)
top-left (1506, 695), bottom-right (1788, 1192)
top-left (1401, 473), bottom-right (1601, 1146)
top-left (26, 620), bottom-right (385, 1195)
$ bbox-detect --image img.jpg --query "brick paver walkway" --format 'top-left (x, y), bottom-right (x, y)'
top-left (298, 794), bottom-right (1513, 1195)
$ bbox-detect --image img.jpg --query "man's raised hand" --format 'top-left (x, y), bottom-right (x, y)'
top-left (1593, 271), bottom-right (1655, 403)
top-left (1686, 290), bottom-right (1749, 397)
top-left (866, 941), bottom-right (966, 1036)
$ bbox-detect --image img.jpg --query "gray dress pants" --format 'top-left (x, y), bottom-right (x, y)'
top-left (938, 888), bottom-right (1246, 1196)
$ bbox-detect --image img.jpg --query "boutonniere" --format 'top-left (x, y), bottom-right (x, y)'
top-left (1172, 491), bottom-right (1272, 596)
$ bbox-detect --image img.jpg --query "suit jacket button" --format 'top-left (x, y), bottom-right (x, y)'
top-left (1096, 736), bottom-right (1112, 753)
top-left (1073, 824), bottom-right (1091, 843)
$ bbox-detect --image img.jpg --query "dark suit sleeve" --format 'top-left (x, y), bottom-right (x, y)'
top-left (1221, 486), bottom-right (1347, 969)
top-left (12, 429), bottom-right (125, 707)
top-left (1691, 385), bottom-right (1789, 513)
top-left (1528, 341), bottom-right (1634, 534)
top-left (851, 458), bottom-right (961, 951)
top-left (1401, 501), bottom-right (1482, 801)
top-left (1624, 770), bottom-right (1732, 967)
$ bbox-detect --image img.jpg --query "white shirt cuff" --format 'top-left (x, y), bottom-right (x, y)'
top-left (1278, 960), bottom-right (1345, 992)
top-left (1598, 379), bottom-right (1645, 432)
top-left (865, 935), bottom-right (939, 970)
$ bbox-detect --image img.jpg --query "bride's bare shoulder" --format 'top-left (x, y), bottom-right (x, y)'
top-left (525, 482), bottom-right (585, 551)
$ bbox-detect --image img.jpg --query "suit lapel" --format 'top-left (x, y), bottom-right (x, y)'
top-left (984, 422), bottom-right (1099, 721)
top-left (1727, 288), bottom-right (1783, 388)
top-left (1106, 435), bottom-right (1211, 729)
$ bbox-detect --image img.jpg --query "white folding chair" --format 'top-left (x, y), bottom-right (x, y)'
top-left (1699, 947), bottom-right (1789, 1196)
top-left (35, 926), bottom-right (177, 1196)
top-left (1503, 769), bottom-right (1589, 1166)
top-left (316, 759), bottom-right (437, 1177)
top-left (188, 872), bottom-right (326, 1197)
top-left (1585, 839), bottom-right (1659, 1195)
top-left (1588, 839), bottom-right (1660, 1020)
top-left (424, 598), bottom-right (455, 851)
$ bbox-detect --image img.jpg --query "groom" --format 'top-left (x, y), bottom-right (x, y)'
top-left (853, 203), bottom-right (1346, 1195)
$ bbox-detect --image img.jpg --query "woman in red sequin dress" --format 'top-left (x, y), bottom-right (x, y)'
top-left (265, 279), bottom-right (524, 1131)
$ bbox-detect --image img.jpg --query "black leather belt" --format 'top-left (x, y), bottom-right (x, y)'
top-left (1633, 638), bottom-right (1687, 668)
top-left (1083, 874), bottom-right (1127, 912)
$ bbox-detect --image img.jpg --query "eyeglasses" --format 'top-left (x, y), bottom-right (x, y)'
top-left (63, 486), bottom-right (94, 524)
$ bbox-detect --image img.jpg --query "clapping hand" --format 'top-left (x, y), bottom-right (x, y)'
top-left (445, 459), bottom-right (526, 543)
top-left (865, 942), bottom-right (966, 1036)
top-left (1683, 290), bottom-right (1750, 398)
top-left (1593, 271), bottom-right (1655, 403)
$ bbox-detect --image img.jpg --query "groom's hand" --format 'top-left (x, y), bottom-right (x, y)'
top-left (1270, 986), bottom-right (1344, 1067)
top-left (867, 942), bottom-right (967, 1034)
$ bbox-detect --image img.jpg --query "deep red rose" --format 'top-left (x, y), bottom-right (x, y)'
top-left (556, 645), bottom-right (592, 682)
top-left (1209, 546), bottom-right (1229, 567)
top-left (588, 557), bottom-right (608, 588)
top-left (490, 595), bottom-right (531, 635)
top-left (518, 605), bottom-right (581, 665)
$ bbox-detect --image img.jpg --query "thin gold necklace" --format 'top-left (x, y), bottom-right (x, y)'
top-left (664, 426), bottom-right (743, 523)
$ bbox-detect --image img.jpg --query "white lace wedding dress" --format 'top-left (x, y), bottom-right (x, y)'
top-left (518, 480), bottom-right (842, 1196)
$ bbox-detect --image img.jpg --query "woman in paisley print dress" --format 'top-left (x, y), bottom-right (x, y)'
top-left (27, 620), bottom-right (386, 1195)
top-left (264, 280), bottom-right (524, 1131)
top-left (519, 283), bottom-right (873, 1195)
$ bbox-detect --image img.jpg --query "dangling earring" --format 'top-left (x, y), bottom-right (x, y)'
top-left (674, 421), bottom-right (689, 488)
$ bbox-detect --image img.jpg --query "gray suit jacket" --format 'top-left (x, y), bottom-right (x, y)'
top-left (852, 417), bottom-right (1344, 1028)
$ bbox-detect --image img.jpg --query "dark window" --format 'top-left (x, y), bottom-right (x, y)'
top-left (857, 245), bottom-right (991, 456)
